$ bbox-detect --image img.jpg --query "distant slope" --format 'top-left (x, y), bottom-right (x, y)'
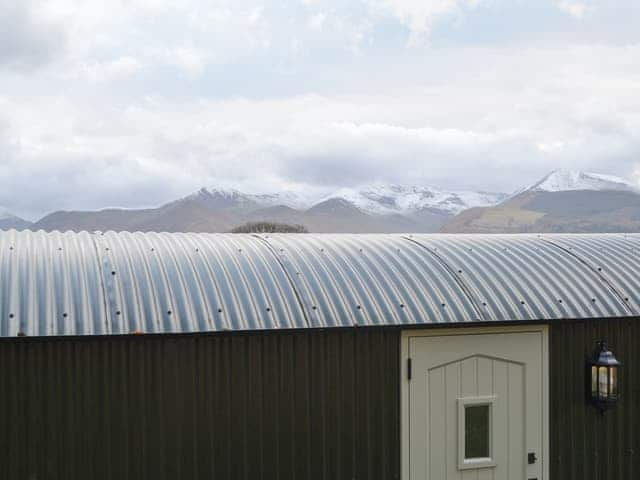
top-left (0, 209), bottom-right (33, 231)
top-left (32, 183), bottom-right (506, 233)
top-left (35, 170), bottom-right (640, 234)
top-left (442, 170), bottom-right (640, 233)
top-left (33, 202), bottom-right (237, 233)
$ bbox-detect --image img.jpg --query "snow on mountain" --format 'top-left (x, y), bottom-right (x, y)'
top-left (323, 184), bottom-right (506, 216)
top-left (525, 169), bottom-right (638, 194)
top-left (245, 191), bottom-right (318, 210)
top-left (188, 184), bottom-right (506, 216)
top-left (180, 187), bottom-right (319, 211)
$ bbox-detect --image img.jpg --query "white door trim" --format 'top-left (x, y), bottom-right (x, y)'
top-left (401, 325), bottom-right (550, 480)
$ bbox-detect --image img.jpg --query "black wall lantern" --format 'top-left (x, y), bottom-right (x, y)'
top-left (589, 341), bottom-right (621, 414)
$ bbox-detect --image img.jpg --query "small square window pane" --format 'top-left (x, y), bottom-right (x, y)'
top-left (465, 405), bottom-right (490, 459)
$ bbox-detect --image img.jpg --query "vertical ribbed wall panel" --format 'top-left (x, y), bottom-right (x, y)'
top-left (0, 329), bottom-right (400, 480)
top-left (550, 317), bottom-right (640, 480)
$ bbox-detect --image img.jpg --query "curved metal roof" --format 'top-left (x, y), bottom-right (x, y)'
top-left (0, 230), bottom-right (638, 337)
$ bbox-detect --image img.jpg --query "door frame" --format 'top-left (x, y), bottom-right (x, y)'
top-left (401, 325), bottom-right (550, 480)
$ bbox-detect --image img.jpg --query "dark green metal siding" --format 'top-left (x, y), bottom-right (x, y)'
top-left (550, 317), bottom-right (640, 480)
top-left (3, 319), bottom-right (639, 480)
top-left (0, 329), bottom-right (400, 480)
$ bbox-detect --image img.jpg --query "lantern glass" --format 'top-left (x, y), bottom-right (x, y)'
top-left (610, 366), bottom-right (618, 397)
top-left (591, 366), bottom-right (598, 396)
top-left (598, 366), bottom-right (608, 399)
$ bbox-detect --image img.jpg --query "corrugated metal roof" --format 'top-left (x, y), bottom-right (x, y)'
top-left (0, 230), bottom-right (638, 337)
top-left (407, 234), bottom-right (633, 322)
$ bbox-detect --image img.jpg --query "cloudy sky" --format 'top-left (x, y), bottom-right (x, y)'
top-left (1, 0), bottom-right (639, 219)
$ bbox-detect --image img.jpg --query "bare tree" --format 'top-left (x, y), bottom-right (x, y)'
top-left (230, 221), bottom-right (309, 233)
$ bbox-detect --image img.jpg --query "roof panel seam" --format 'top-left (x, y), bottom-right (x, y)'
top-left (401, 236), bottom-right (486, 322)
top-left (251, 235), bottom-right (312, 329)
top-left (540, 237), bottom-right (634, 316)
top-left (90, 233), bottom-right (113, 335)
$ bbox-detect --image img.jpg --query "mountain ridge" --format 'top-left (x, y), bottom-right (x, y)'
top-left (441, 169), bottom-right (640, 234)
top-left (5, 169), bottom-right (639, 233)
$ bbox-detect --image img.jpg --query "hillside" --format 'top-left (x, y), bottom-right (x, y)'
top-left (441, 170), bottom-right (640, 233)
top-left (0, 209), bottom-right (32, 231)
top-left (31, 184), bottom-right (504, 233)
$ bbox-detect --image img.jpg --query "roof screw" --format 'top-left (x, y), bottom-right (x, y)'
top-left (312, 305), bottom-right (317, 310)
top-left (356, 305), bottom-right (361, 310)
top-left (266, 307), bottom-right (271, 312)
top-left (217, 308), bottom-right (223, 313)
top-left (105, 247), bottom-right (109, 251)
top-left (111, 271), bottom-right (116, 275)
top-left (521, 301), bottom-right (525, 305)
top-left (591, 298), bottom-right (596, 302)
top-left (58, 247), bottom-right (62, 251)
top-left (624, 297), bottom-right (629, 302)
top-left (195, 248), bottom-right (199, 252)
top-left (238, 249), bottom-right (242, 253)
top-left (63, 313), bottom-right (68, 318)
top-left (399, 304), bottom-right (405, 308)
top-left (558, 299), bottom-right (563, 303)
top-left (457, 269), bottom-right (462, 274)
top-left (9, 313), bottom-right (14, 319)
top-left (151, 248), bottom-right (154, 252)
top-left (597, 267), bottom-right (602, 271)
top-left (167, 310), bottom-right (172, 315)
top-left (441, 303), bottom-right (446, 308)
top-left (116, 311), bottom-right (121, 316)
top-left (17, 331), bottom-right (26, 337)
top-left (482, 302), bottom-right (487, 306)
top-left (359, 248), bottom-right (363, 252)
top-left (9, 246), bottom-right (13, 250)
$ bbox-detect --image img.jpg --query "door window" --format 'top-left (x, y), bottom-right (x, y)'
top-left (458, 396), bottom-right (496, 470)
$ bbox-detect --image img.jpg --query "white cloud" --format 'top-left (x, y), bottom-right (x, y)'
top-left (0, 1), bottom-right (66, 71)
top-left (68, 56), bottom-right (143, 82)
top-left (373, 0), bottom-right (485, 43)
top-left (158, 47), bottom-right (208, 78)
top-left (3, 43), bottom-right (640, 218)
top-left (556, 1), bottom-right (595, 19)
top-left (308, 13), bottom-right (327, 30)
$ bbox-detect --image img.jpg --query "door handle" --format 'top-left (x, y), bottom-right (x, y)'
top-left (528, 452), bottom-right (537, 464)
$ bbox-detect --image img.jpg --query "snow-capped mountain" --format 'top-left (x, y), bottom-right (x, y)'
top-left (185, 184), bottom-right (506, 216)
top-left (442, 169), bottom-right (640, 234)
top-left (523, 169), bottom-right (639, 194)
top-left (30, 169), bottom-right (640, 234)
top-left (178, 187), bottom-right (319, 211)
top-left (324, 184), bottom-right (506, 216)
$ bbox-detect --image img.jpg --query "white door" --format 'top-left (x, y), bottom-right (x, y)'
top-left (403, 328), bottom-right (548, 480)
